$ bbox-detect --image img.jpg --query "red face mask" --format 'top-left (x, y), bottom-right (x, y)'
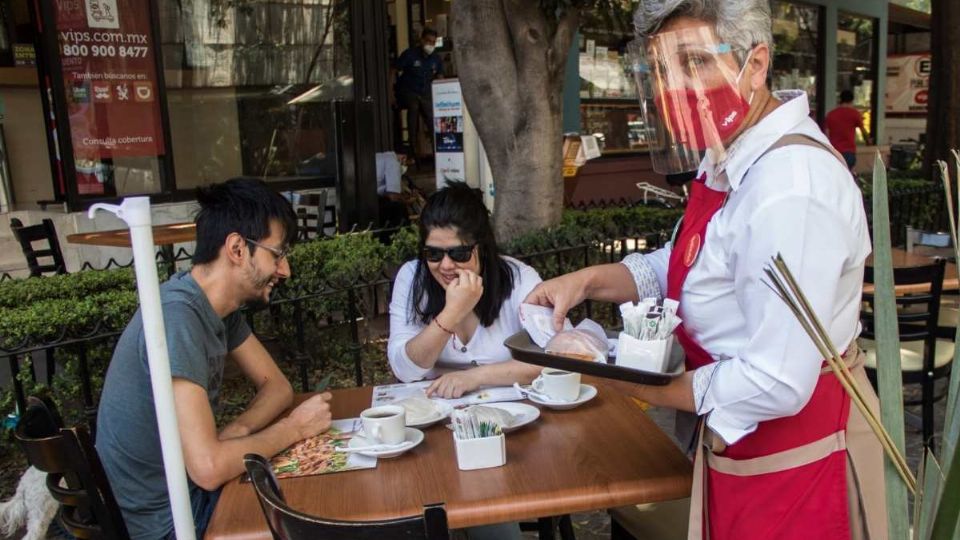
top-left (655, 84), bottom-right (750, 150)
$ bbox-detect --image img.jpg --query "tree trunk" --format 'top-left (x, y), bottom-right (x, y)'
top-left (923, 0), bottom-right (960, 180)
top-left (450, 0), bottom-right (579, 242)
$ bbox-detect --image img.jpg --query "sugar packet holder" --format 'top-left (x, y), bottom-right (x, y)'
top-left (615, 332), bottom-right (675, 373)
top-left (615, 298), bottom-right (680, 373)
top-left (451, 410), bottom-right (506, 470)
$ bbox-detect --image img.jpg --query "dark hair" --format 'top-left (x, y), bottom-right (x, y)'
top-left (840, 89), bottom-right (854, 103)
top-left (410, 181), bottom-right (515, 327)
top-left (192, 177), bottom-right (298, 265)
top-left (421, 27), bottom-right (438, 40)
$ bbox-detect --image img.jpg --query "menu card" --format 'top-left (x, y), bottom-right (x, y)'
top-left (371, 381), bottom-right (524, 408)
top-left (268, 418), bottom-right (376, 479)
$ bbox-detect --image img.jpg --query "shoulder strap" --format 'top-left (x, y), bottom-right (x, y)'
top-left (758, 133), bottom-right (849, 169)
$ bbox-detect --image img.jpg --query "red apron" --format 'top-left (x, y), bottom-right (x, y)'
top-left (666, 135), bottom-right (885, 540)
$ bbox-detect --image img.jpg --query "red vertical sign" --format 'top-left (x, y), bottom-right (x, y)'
top-left (53, 0), bottom-right (165, 195)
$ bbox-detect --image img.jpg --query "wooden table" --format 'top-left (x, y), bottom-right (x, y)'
top-left (863, 248), bottom-right (959, 294)
top-left (67, 222), bottom-right (195, 275)
top-left (66, 222), bottom-right (196, 248)
top-left (204, 379), bottom-right (692, 539)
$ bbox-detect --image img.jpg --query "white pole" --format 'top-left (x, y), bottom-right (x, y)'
top-left (88, 197), bottom-right (196, 540)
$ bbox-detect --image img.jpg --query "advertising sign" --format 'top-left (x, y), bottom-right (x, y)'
top-left (432, 79), bottom-right (466, 188)
top-left (53, 0), bottom-right (165, 194)
top-left (886, 53), bottom-right (930, 115)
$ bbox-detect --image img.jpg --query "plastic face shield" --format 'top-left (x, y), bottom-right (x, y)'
top-left (628, 26), bottom-right (751, 175)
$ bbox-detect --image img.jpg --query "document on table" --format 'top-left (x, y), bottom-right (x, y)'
top-left (371, 381), bottom-right (524, 408)
top-left (267, 418), bottom-right (376, 479)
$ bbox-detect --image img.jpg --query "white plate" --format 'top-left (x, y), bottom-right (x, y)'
top-left (526, 384), bottom-right (598, 410)
top-left (348, 427), bottom-right (424, 458)
top-left (405, 401), bottom-right (454, 428)
top-left (447, 402), bottom-right (541, 433)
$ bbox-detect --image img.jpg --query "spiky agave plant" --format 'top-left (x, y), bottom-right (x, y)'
top-left (769, 152), bottom-right (960, 540)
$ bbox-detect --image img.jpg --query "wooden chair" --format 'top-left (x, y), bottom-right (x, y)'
top-left (9, 218), bottom-right (67, 277)
top-left (244, 453), bottom-right (450, 540)
top-left (14, 396), bottom-right (130, 539)
top-left (860, 259), bottom-right (955, 448)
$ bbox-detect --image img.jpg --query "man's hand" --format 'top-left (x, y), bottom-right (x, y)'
top-left (441, 269), bottom-right (483, 325)
top-left (524, 270), bottom-right (591, 331)
top-left (426, 370), bottom-right (481, 399)
top-left (285, 392), bottom-right (333, 440)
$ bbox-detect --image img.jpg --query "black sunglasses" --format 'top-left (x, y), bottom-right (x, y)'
top-left (422, 244), bottom-right (476, 263)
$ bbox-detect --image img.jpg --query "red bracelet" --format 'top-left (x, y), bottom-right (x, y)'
top-left (433, 317), bottom-right (454, 334)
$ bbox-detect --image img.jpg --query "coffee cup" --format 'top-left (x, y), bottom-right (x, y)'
top-left (531, 368), bottom-right (581, 402)
top-left (360, 405), bottom-right (406, 445)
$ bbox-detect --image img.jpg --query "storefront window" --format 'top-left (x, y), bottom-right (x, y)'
top-left (159, 0), bottom-right (352, 190)
top-left (770, 1), bottom-right (821, 117)
top-left (578, 2), bottom-right (644, 154)
top-left (837, 12), bottom-right (877, 142)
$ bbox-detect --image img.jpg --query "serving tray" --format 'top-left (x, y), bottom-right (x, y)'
top-left (504, 330), bottom-right (683, 386)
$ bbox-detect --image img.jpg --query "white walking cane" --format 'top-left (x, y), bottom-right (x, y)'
top-left (89, 197), bottom-right (196, 540)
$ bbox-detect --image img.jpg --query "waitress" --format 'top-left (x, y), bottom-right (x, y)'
top-left (525, 1), bottom-right (886, 539)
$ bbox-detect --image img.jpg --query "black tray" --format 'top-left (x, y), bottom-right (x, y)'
top-left (504, 330), bottom-right (683, 386)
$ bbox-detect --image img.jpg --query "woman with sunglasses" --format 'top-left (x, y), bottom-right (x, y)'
top-left (388, 181), bottom-right (543, 398)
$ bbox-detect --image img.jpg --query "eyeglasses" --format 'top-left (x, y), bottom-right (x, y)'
top-left (245, 238), bottom-right (290, 261)
top-left (422, 244), bottom-right (476, 263)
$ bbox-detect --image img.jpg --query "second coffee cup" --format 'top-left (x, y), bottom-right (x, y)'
top-left (360, 405), bottom-right (406, 445)
top-left (532, 368), bottom-right (581, 402)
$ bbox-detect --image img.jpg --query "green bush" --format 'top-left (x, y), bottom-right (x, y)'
top-left (0, 268), bottom-right (135, 309)
top-left (504, 206), bottom-right (683, 255)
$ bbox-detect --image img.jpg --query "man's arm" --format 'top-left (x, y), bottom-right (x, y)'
top-left (174, 379), bottom-right (332, 491)
top-left (218, 334), bottom-right (294, 440)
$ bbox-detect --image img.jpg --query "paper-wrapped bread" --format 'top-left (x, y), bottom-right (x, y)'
top-left (544, 329), bottom-right (607, 362)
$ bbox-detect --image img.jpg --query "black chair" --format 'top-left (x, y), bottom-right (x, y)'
top-left (244, 453), bottom-right (450, 540)
top-left (296, 190), bottom-right (336, 240)
top-left (860, 259), bottom-right (955, 448)
top-left (10, 218), bottom-right (67, 277)
top-left (14, 396), bottom-right (130, 540)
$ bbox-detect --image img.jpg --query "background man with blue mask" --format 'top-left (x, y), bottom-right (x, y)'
top-left (391, 28), bottom-right (444, 159)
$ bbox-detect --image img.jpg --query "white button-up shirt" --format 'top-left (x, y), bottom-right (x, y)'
top-left (622, 91), bottom-right (872, 444)
top-left (388, 257), bottom-right (543, 382)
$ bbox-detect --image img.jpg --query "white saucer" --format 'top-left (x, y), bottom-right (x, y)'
top-left (348, 427), bottom-right (424, 458)
top-left (526, 384), bottom-right (598, 410)
top-left (405, 401), bottom-right (454, 428)
top-left (445, 402), bottom-right (541, 432)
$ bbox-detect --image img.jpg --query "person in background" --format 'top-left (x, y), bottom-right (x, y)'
top-left (388, 181), bottom-right (543, 399)
top-left (391, 28), bottom-right (444, 157)
top-left (824, 89), bottom-right (873, 172)
top-left (376, 149), bottom-right (409, 229)
top-left (97, 178), bottom-right (333, 540)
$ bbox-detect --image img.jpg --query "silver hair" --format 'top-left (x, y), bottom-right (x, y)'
top-left (634, 0), bottom-right (774, 62)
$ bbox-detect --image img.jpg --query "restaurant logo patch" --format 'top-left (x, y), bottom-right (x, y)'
top-left (683, 234), bottom-right (701, 268)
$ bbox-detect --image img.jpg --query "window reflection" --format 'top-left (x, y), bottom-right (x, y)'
top-left (770, 1), bottom-right (821, 117)
top-left (837, 12), bottom-right (877, 142)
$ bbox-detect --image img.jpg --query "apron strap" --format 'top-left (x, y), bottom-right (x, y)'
top-left (688, 419), bottom-right (709, 540)
top-left (755, 133), bottom-right (850, 171)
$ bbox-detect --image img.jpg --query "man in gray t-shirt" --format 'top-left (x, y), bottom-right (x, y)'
top-left (96, 179), bottom-right (334, 540)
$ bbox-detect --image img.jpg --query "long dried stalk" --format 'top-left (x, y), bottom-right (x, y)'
top-left (764, 258), bottom-right (917, 493)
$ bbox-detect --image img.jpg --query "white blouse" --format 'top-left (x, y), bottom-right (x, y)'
top-left (388, 256), bottom-right (543, 382)
top-left (622, 91), bottom-right (872, 445)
